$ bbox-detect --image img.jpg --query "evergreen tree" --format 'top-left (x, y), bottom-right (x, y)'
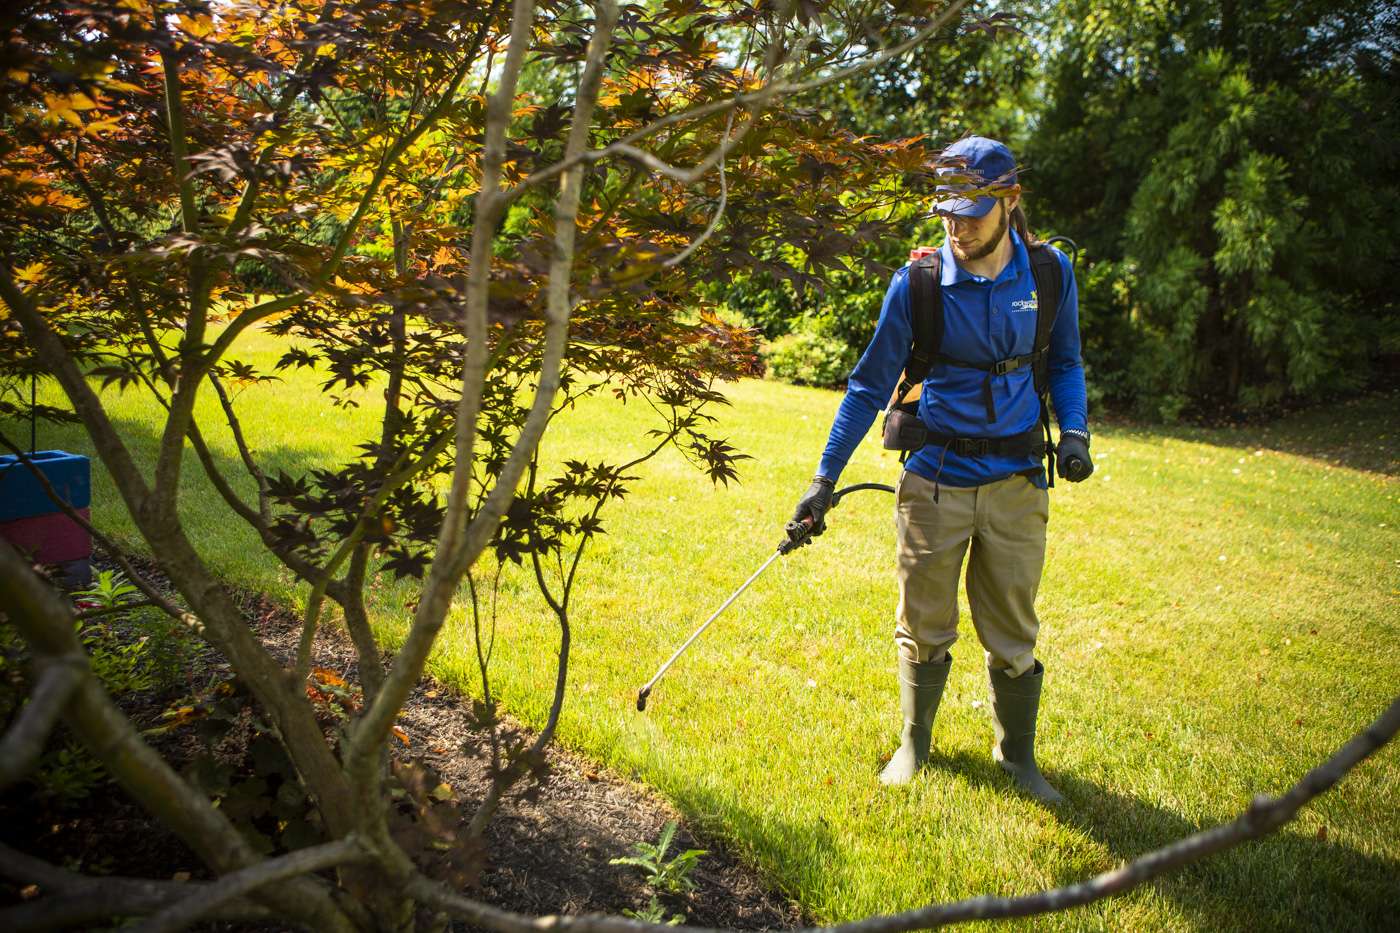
top-left (1033, 0), bottom-right (1400, 417)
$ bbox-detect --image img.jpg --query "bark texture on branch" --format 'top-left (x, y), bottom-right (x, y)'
top-left (127, 837), bottom-right (368, 933)
top-left (0, 842), bottom-right (273, 933)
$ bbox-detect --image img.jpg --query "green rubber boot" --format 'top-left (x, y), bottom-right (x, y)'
top-left (988, 661), bottom-right (1064, 804)
top-left (878, 652), bottom-right (952, 786)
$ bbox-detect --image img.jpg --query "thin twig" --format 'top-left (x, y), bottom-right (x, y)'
top-left (207, 372), bottom-right (272, 522)
top-left (504, 0), bottom-right (969, 203)
top-left (663, 109), bottom-right (734, 268)
top-left (31, 133), bottom-right (123, 251)
top-left (478, 406), bottom-right (698, 838)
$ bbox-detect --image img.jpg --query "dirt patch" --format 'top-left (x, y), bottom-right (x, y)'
top-left (0, 551), bottom-right (805, 930)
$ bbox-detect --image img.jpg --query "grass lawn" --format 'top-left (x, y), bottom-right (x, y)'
top-left (8, 327), bottom-right (1399, 931)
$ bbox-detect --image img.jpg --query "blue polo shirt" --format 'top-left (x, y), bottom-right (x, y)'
top-left (817, 229), bottom-right (1087, 488)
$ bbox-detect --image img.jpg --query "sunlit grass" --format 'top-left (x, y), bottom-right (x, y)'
top-left (9, 327), bottom-right (1398, 931)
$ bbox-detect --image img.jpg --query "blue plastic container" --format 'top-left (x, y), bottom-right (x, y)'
top-left (0, 450), bottom-right (92, 522)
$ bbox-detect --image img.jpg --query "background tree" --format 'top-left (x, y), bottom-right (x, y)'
top-left (728, 0), bottom-right (1400, 420)
top-left (1030, 0), bottom-right (1400, 419)
top-left (0, 0), bottom-right (983, 928)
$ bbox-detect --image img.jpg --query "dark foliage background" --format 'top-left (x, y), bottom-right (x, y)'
top-left (718, 0), bottom-right (1400, 420)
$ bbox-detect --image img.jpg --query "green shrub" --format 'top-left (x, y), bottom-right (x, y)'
top-left (763, 328), bottom-right (857, 387)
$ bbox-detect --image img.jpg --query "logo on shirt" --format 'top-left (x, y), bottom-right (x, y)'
top-left (1011, 290), bottom-right (1038, 313)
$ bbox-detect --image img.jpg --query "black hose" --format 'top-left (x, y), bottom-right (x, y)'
top-left (832, 481), bottom-right (895, 506)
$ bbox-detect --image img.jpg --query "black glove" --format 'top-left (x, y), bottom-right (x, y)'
top-left (786, 476), bottom-right (835, 548)
top-left (1056, 430), bottom-right (1093, 482)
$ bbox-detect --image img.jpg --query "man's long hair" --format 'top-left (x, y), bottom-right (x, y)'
top-left (1010, 202), bottom-right (1040, 247)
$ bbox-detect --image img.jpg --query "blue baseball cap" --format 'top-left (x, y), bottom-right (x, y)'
top-left (933, 136), bottom-right (1019, 218)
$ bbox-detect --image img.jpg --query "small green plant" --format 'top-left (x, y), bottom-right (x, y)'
top-left (623, 895), bottom-right (684, 926)
top-left (72, 569), bottom-right (198, 693)
top-left (73, 569), bottom-right (140, 611)
top-left (81, 624), bottom-right (157, 695)
top-left (609, 820), bottom-right (707, 895)
top-left (34, 741), bottom-right (106, 804)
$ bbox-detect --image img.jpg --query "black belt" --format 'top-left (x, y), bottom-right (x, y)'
top-left (921, 427), bottom-right (1048, 459)
top-left (908, 426), bottom-right (1048, 504)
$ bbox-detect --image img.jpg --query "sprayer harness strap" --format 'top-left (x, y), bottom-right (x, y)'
top-left (897, 242), bottom-right (1066, 481)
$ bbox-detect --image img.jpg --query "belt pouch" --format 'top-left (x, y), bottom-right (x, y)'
top-left (881, 402), bottom-right (928, 451)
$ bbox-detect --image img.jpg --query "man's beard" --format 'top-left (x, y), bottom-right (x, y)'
top-left (949, 202), bottom-right (1009, 262)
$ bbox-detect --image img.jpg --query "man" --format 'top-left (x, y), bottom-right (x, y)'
top-left (788, 136), bottom-right (1093, 801)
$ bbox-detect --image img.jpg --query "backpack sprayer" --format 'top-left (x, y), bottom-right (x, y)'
top-left (635, 238), bottom-right (1084, 712)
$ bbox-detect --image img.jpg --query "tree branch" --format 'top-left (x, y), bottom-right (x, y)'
top-left (662, 109), bottom-right (733, 268)
top-left (207, 372), bottom-right (272, 522)
top-left (181, 420), bottom-right (342, 598)
top-left (154, 44), bottom-right (213, 507)
top-left (127, 836), bottom-right (368, 933)
top-left (347, 0), bottom-right (622, 788)
top-left (475, 410), bottom-right (689, 837)
top-left (220, 6), bottom-right (340, 243)
top-left (299, 47), bottom-right (458, 313)
top-left (204, 291), bottom-right (309, 369)
top-left (504, 0), bottom-right (969, 203)
top-left (294, 411), bottom-right (456, 683)
top-left (4, 251), bottom-right (411, 854)
top-left (183, 420), bottom-right (261, 524)
top-left (0, 841), bottom-right (276, 933)
top-left (0, 657), bottom-right (85, 791)
top-left (159, 47), bottom-right (198, 240)
top-left (344, 0), bottom-right (543, 784)
top-left (32, 133), bottom-right (122, 252)
top-left (341, 545), bottom-right (384, 704)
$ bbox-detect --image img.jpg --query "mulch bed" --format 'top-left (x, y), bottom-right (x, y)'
top-left (0, 550), bottom-right (805, 931)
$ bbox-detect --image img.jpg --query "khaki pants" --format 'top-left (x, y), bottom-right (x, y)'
top-left (894, 470), bottom-right (1048, 676)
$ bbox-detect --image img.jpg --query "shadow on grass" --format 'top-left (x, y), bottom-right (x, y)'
top-left (1102, 389), bottom-right (1400, 477)
top-left (927, 747), bottom-right (1400, 932)
top-left (661, 779), bottom-right (835, 926)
